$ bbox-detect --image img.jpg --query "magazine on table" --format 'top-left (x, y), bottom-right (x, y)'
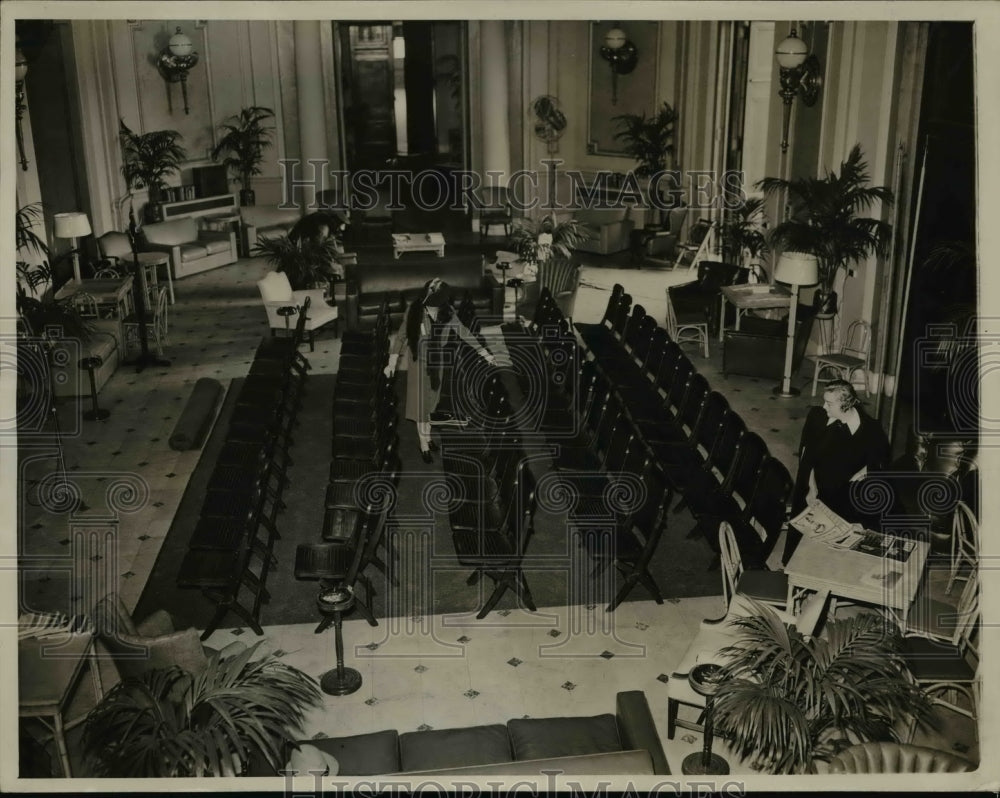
top-left (789, 501), bottom-right (915, 561)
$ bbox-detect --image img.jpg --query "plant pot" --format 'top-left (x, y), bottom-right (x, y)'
top-left (813, 288), bottom-right (838, 315)
top-left (240, 189), bottom-right (256, 207)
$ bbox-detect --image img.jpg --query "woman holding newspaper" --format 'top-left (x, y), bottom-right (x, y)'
top-left (783, 380), bottom-right (890, 565)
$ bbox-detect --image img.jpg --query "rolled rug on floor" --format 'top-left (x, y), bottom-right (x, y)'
top-left (169, 377), bottom-right (225, 451)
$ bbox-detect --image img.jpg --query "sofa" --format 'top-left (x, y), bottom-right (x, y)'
top-left (572, 205), bottom-right (635, 255)
top-left (141, 217), bottom-right (238, 280)
top-left (722, 304), bottom-right (817, 380)
top-left (50, 321), bottom-right (123, 398)
top-left (345, 257), bottom-right (504, 331)
top-left (249, 690), bottom-right (668, 777)
top-left (241, 206), bottom-right (304, 254)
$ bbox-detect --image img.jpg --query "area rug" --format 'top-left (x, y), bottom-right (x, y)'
top-left (136, 364), bottom-right (720, 632)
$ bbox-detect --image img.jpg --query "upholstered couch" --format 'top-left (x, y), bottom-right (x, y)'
top-left (141, 217), bottom-right (238, 279)
top-left (344, 257), bottom-right (504, 331)
top-left (50, 322), bottom-right (123, 398)
top-left (572, 205), bottom-right (635, 255)
top-left (241, 206), bottom-right (304, 253)
top-left (722, 304), bottom-right (817, 380)
top-left (249, 690), bottom-right (668, 777)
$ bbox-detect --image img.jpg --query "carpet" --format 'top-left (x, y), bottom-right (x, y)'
top-left (136, 364), bottom-right (720, 632)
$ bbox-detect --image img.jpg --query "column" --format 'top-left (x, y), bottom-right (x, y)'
top-left (480, 21), bottom-right (511, 183)
top-left (294, 21), bottom-right (329, 208)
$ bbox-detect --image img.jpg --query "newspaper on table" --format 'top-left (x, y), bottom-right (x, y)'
top-left (789, 500), bottom-right (865, 549)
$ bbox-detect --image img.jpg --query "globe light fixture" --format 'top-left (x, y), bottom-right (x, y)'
top-left (157, 26), bottom-right (199, 114)
top-left (599, 24), bottom-right (638, 105)
top-left (775, 27), bottom-right (822, 153)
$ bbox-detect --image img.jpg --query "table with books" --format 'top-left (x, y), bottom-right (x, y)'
top-left (784, 501), bottom-right (930, 627)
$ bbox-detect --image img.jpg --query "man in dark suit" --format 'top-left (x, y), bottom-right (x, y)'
top-left (783, 379), bottom-right (891, 564)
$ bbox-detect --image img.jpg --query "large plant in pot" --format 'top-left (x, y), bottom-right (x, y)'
top-left (82, 642), bottom-right (321, 777)
top-left (710, 602), bottom-right (933, 774)
top-left (211, 106), bottom-right (276, 207)
top-left (252, 233), bottom-right (342, 291)
top-left (119, 120), bottom-right (186, 222)
top-left (718, 196), bottom-right (769, 274)
top-left (758, 144), bottom-right (893, 315)
top-left (612, 101), bottom-right (678, 177)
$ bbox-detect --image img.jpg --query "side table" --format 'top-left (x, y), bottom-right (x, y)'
top-left (135, 251), bottom-right (174, 305)
top-left (681, 663), bottom-right (729, 775)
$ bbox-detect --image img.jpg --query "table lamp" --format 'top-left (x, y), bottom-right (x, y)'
top-left (772, 251), bottom-right (818, 398)
top-left (53, 212), bottom-right (92, 285)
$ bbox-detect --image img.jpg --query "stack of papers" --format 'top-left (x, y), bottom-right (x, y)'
top-left (789, 501), bottom-right (863, 548)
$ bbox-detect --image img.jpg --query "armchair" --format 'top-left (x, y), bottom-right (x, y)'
top-left (257, 270), bottom-right (339, 350)
top-left (827, 742), bottom-right (972, 773)
top-left (518, 259), bottom-right (581, 322)
top-left (91, 592), bottom-right (244, 682)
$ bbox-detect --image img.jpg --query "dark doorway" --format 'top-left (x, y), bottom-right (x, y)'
top-left (337, 21), bottom-right (469, 233)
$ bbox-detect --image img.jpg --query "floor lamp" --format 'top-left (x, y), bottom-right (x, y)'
top-left (53, 212), bottom-right (91, 285)
top-left (772, 251), bottom-right (818, 398)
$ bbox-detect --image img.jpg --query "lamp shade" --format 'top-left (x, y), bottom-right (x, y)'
top-left (53, 212), bottom-right (92, 239)
top-left (776, 30), bottom-right (809, 69)
top-left (15, 48), bottom-right (28, 82)
top-left (773, 251), bottom-right (818, 286)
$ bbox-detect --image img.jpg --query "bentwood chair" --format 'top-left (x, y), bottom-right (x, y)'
top-left (810, 319), bottom-right (871, 396)
top-left (666, 284), bottom-right (709, 358)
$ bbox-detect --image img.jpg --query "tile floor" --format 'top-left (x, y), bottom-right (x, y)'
top-left (16, 242), bottom-right (976, 779)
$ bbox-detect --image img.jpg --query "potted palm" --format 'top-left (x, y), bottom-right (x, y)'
top-left (15, 203), bottom-right (93, 340)
top-left (612, 101), bottom-right (678, 177)
top-left (119, 120), bottom-right (186, 222)
top-left (718, 196), bottom-right (769, 275)
top-left (710, 603), bottom-right (933, 774)
top-left (82, 642), bottom-right (321, 777)
top-left (252, 232), bottom-right (342, 291)
top-left (510, 213), bottom-right (589, 264)
top-left (211, 106), bottom-right (276, 206)
top-left (758, 144), bottom-right (893, 314)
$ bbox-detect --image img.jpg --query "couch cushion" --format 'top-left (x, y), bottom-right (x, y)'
top-left (143, 217), bottom-right (199, 246)
top-left (399, 724), bottom-right (511, 772)
top-left (203, 237), bottom-right (233, 256)
top-left (300, 730), bottom-right (400, 776)
top-left (179, 243), bottom-right (210, 262)
top-left (507, 714), bottom-right (621, 761)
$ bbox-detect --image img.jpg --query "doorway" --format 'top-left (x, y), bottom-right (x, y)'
top-left (337, 21), bottom-right (469, 232)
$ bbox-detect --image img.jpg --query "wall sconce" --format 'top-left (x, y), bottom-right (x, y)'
top-left (775, 27), bottom-right (822, 153)
top-left (600, 25), bottom-right (638, 105)
top-left (157, 26), bottom-right (199, 114)
top-left (15, 47), bottom-right (28, 171)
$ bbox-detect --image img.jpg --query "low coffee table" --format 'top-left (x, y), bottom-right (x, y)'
top-left (393, 232), bottom-right (445, 259)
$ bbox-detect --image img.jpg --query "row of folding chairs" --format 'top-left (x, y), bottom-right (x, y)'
top-left (293, 301), bottom-right (400, 628)
top-left (509, 287), bottom-right (674, 611)
top-left (574, 284), bottom-right (793, 570)
top-left (176, 298), bottom-right (315, 639)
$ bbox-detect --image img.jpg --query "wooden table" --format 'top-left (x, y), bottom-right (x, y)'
top-left (718, 283), bottom-right (792, 341)
top-left (54, 276), bottom-right (134, 319)
top-left (392, 232), bottom-right (445, 259)
top-left (784, 535), bottom-right (930, 627)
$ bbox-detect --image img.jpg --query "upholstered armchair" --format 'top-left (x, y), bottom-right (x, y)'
top-left (257, 270), bottom-right (339, 350)
top-left (91, 593), bottom-right (244, 682)
top-left (518, 258), bottom-right (581, 322)
top-left (827, 742), bottom-right (973, 773)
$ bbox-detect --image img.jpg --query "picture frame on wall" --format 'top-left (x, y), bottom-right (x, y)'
top-left (587, 21), bottom-right (661, 156)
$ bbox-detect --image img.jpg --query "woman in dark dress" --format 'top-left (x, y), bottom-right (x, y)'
top-left (783, 379), bottom-right (890, 564)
